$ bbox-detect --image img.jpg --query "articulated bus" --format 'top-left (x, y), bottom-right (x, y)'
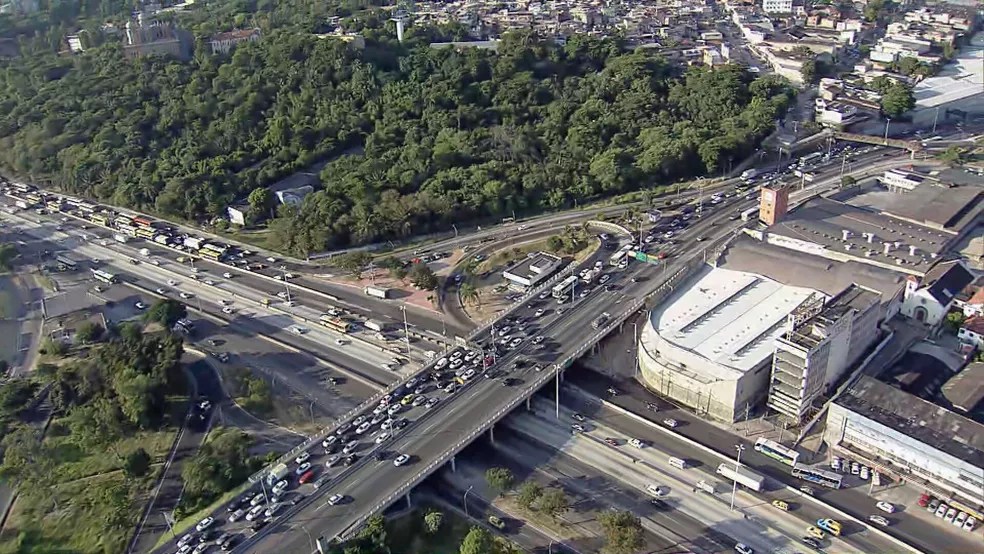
top-left (319, 315), bottom-right (352, 333)
top-left (91, 269), bottom-right (118, 284)
top-left (754, 438), bottom-right (801, 467)
top-left (792, 463), bottom-right (842, 489)
top-left (552, 275), bottom-right (579, 299)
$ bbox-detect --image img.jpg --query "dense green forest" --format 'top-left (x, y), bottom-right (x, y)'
top-left (0, 18), bottom-right (793, 255)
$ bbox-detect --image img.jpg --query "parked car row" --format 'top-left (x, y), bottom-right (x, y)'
top-left (919, 493), bottom-right (978, 532)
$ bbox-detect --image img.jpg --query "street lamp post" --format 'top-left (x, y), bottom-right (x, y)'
top-left (730, 444), bottom-right (745, 511)
top-left (400, 305), bottom-right (411, 355)
top-left (463, 485), bottom-right (474, 517)
top-left (884, 118), bottom-right (892, 140)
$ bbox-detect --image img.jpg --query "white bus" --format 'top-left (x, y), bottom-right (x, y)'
top-left (798, 152), bottom-right (823, 167)
top-left (552, 275), bottom-right (579, 299)
top-left (754, 438), bottom-right (800, 467)
top-left (91, 269), bottom-right (118, 284)
top-left (792, 463), bottom-right (842, 489)
top-left (609, 244), bottom-right (633, 267)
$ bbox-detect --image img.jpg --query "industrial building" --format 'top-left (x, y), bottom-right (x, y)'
top-left (826, 376), bottom-right (984, 517)
top-left (638, 264), bottom-right (819, 422)
top-left (502, 252), bottom-right (563, 291)
top-left (768, 284), bottom-right (883, 423)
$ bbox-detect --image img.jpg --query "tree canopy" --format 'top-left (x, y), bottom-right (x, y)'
top-left (0, 29), bottom-right (792, 255)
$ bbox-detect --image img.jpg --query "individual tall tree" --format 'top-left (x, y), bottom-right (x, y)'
top-left (123, 447), bottom-right (151, 478)
top-left (423, 510), bottom-right (444, 534)
top-left (247, 187), bottom-right (275, 222)
top-left (144, 299), bottom-right (187, 328)
top-left (459, 527), bottom-right (496, 554)
top-left (538, 488), bottom-right (571, 520)
top-left (409, 263), bottom-right (438, 290)
top-left (459, 282), bottom-right (480, 306)
top-left (880, 82), bottom-right (915, 118)
top-left (485, 467), bottom-right (515, 494)
top-left (517, 480), bottom-right (543, 510)
top-left (74, 321), bottom-right (103, 345)
top-left (599, 510), bottom-right (644, 554)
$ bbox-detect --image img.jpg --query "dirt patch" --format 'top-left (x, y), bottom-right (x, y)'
top-left (494, 495), bottom-right (588, 542)
top-left (221, 365), bottom-right (323, 435)
top-left (318, 271), bottom-right (441, 313)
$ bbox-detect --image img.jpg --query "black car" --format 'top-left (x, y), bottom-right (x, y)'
top-left (226, 498), bottom-right (244, 512)
top-left (801, 537), bottom-right (822, 550)
top-left (502, 378), bottom-right (519, 387)
top-left (199, 530), bottom-right (217, 544)
top-left (250, 519), bottom-right (269, 532)
top-left (393, 419), bottom-right (409, 430)
top-left (343, 455), bottom-right (358, 466)
top-left (220, 535), bottom-right (237, 551)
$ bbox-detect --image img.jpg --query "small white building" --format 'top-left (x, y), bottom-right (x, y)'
top-left (959, 316), bottom-right (984, 350)
top-left (502, 252), bottom-right (563, 291)
top-left (762, 0), bottom-right (793, 14)
top-left (900, 260), bottom-right (974, 327)
top-left (880, 168), bottom-right (925, 192)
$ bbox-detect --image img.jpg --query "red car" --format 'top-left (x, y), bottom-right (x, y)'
top-left (298, 470), bottom-right (316, 484)
top-left (917, 493), bottom-right (932, 508)
top-left (604, 438), bottom-right (619, 447)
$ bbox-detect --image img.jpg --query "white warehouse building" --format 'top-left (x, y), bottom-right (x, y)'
top-left (637, 265), bottom-right (819, 422)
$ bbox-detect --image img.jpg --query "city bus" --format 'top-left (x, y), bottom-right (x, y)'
top-left (117, 224), bottom-right (137, 237)
top-left (76, 202), bottom-right (96, 213)
top-left (754, 438), bottom-right (801, 467)
top-left (610, 244), bottom-right (633, 267)
top-left (319, 315), bottom-right (352, 333)
top-left (552, 275), bottom-right (579, 299)
top-left (90, 213), bottom-right (109, 226)
top-left (55, 256), bottom-right (77, 272)
top-left (135, 227), bottom-right (156, 239)
top-left (132, 216), bottom-right (153, 228)
top-left (199, 247), bottom-right (223, 261)
top-left (91, 269), bottom-right (118, 284)
top-left (202, 243), bottom-right (228, 258)
top-left (792, 463), bottom-right (842, 489)
top-left (798, 152), bottom-right (823, 167)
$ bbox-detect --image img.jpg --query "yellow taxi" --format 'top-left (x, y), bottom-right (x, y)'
top-left (806, 526), bottom-right (826, 540)
top-left (400, 393), bottom-right (416, 405)
top-left (771, 499), bottom-right (789, 511)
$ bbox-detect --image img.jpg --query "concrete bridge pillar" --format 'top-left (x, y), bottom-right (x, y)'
top-left (405, 491), bottom-right (412, 509)
top-left (450, 455), bottom-right (456, 473)
top-left (555, 370), bottom-right (562, 419)
top-left (489, 425), bottom-right (495, 444)
top-left (526, 396), bottom-right (532, 411)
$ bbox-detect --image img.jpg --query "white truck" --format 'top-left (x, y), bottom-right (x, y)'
top-left (139, 248), bottom-right (151, 257)
top-left (113, 233), bottom-right (129, 244)
top-left (153, 234), bottom-right (169, 245)
top-left (364, 320), bottom-right (387, 332)
top-left (715, 463), bottom-right (765, 492)
top-left (364, 286), bottom-right (391, 299)
top-left (581, 267), bottom-right (602, 284)
top-left (740, 168), bottom-right (761, 182)
top-left (184, 237), bottom-right (204, 250)
top-left (266, 462), bottom-right (290, 487)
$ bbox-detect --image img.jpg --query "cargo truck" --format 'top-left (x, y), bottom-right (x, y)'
top-left (153, 234), bottom-right (169, 245)
top-left (715, 463), bottom-right (765, 492)
top-left (364, 320), bottom-right (387, 332)
top-left (139, 248), bottom-right (151, 257)
top-left (266, 463), bottom-right (290, 486)
top-left (184, 237), bottom-right (204, 250)
top-left (740, 168), bottom-right (761, 181)
top-left (113, 234), bottom-right (129, 244)
top-left (364, 286), bottom-right (391, 299)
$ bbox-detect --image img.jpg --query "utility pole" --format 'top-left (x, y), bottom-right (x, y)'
top-left (400, 305), bottom-right (411, 355)
top-left (932, 106), bottom-right (940, 134)
top-left (730, 444), bottom-right (745, 511)
top-left (884, 118), bottom-right (892, 140)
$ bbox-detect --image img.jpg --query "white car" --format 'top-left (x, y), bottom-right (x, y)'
top-left (868, 515), bottom-right (890, 527)
top-left (295, 462), bottom-right (312, 475)
top-left (228, 508), bottom-right (246, 523)
top-left (393, 454), bottom-right (410, 467)
top-left (221, 307), bottom-right (234, 314)
top-left (195, 516), bottom-right (215, 532)
top-left (646, 484), bottom-right (668, 497)
top-left (180, 292), bottom-right (192, 299)
top-left (663, 418), bottom-right (679, 428)
top-left (245, 505), bottom-right (265, 521)
top-left (534, 309), bottom-right (545, 317)
top-left (343, 440), bottom-right (359, 454)
top-left (266, 257), bottom-right (277, 263)
top-left (374, 432), bottom-right (391, 444)
top-left (272, 479), bottom-right (289, 495)
top-left (876, 501), bottom-right (896, 514)
top-left (223, 272), bottom-right (233, 278)
top-left (628, 438), bottom-right (645, 449)
top-left (322, 436), bottom-right (337, 449)
top-left (387, 404), bottom-right (402, 416)
top-left (249, 493), bottom-right (265, 507)
top-left (264, 503), bottom-right (282, 518)
top-left (204, 279), bottom-right (216, 286)
top-left (134, 301), bottom-right (147, 310)
top-left (167, 279), bottom-right (178, 286)
top-left (327, 494), bottom-right (344, 506)
top-left (735, 544), bottom-right (754, 554)
top-left (355, 422), bottom-right (372, 434)
top-left (155, 288), bottom-right (166, 294)
top-left (462, 369), bottom-right (476, 381)
top-left (954, 512), bottom-right (968, 528)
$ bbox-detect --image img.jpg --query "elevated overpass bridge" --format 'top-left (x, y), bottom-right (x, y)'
top-left (830, 131), bottom-right (924, 153)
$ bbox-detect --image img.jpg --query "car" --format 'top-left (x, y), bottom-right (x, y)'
top-left (343, 441), bottom-right (359, 454)
top-left (295, 462), bottom-right (312, 475)
top-left (245, 505), bottom-right (266, 521)
top-left (646, 484), bottom-right (668, 498)
top-left (579, 289), bottom-right (590, 298)
top-left (223, 272), bottom-right (233, 278)
top-left (662, 418), bottom-right (679, 428)
top-left (387, 403), bottom-right (402, 416)
top-left (355, 422), bottom-right (372, 434)
top-left (917, 493), bottom-right (931, 507)
top-left (801, 536), bottom-right (822, 549)
top-left (954, 511), bottom-right (968, 527)
top-left (195, 516), bottom-right (215, 532)
top-left (860, 466), bottom-right (870, 480)
top-left (604, 437), bottom-right (619, 447)
top-left (868, 515), bottom-right (890, 527)
top-left (295, 451), bottom-right (311, 465)
top-left (249, 518), bottom-right (269, 533)
top-left (851, 462), bottom-right (860, 475)
top-left (425, 397), bottom-right (440, 409)
top-left (927, 498), bottom-right (940, 512)
top-left (806, 526), bottom-right (825, 540)
top-left (327, 494), bottom-right (344, 506)
top-left (228, 508), bottom-right (246, 523)
top-left (571, 424), bottom-right (585, 433)
top-left (249, 492), bottom-right (266, 507)
top-left (177, 545), bottom-right (192, 554)
top-left (221, 306), bottom-right (234, 314)
top-left (226, 498), bottom-right (244, 513)
top-left (400, 394), bottom-right (416, 405)
top-left (322, 436), bottom-right (338, 449)
top-left (393, 418), bottom-right (409, 429)
top-left (538, 291), bottom-right (550, 300)
top-left (462, 369), bottom-right (476, 380)
top-left (735, 543), bottom-right (754, 554)
top-left (393, 454), bottom-right (410, 467)
top-left (178, 534), bottom-right (196, 548)
top-left (264, 503), bottom-right (282, 518)
top-left (375, 432), bottom-right (391, 444)
top-left (155, 287), bottom-right (167, 295)
top-left (964, 516), bottom-right (977, 531)
top-left (488, 515), bottom-right (505, 530)
top-left (572, 413), bottom-right (586, 422)
top-left (628, 438), bottom-right (645, 448)
top-left (531, 335), bottom-right (545, 345)
top-left (272, 478), bottom-right (289, 494)
top-left (945, 508), bottom-right (958, 522)
top-left (509, 337), bottom-right (523, 349)
top-left (370, 413), bottom-right (387, 426)
top-left (935, 503), bottom-right (949, 517)
top-left (167, 279), bottom-right (178, 286)
top-left (771, 500), bottom-right (789, 511)
top-left (219, 534), bottom-right (237, 551)
top-left (180, 292), bottom-right (192, 299)
top-left (135, 301), bottom-right (147, 310)
top-left (325, 455), bottom-right (340, 468)
top-left (412, 395), bottom-right (427, 407)
top-left (534, 308), bottom-right (545, 317)
top-left (875, 501), bottom-right (895, 514)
